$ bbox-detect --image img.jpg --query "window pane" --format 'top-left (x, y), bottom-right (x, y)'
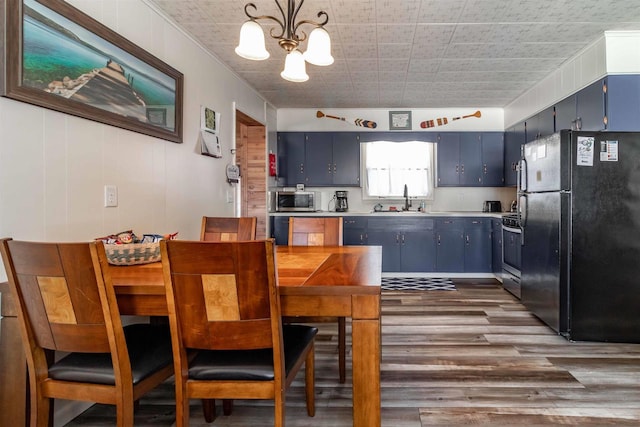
top-left (364, 141), bottom-right (434, 199)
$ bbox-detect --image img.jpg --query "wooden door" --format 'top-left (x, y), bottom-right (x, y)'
top-left (236, 110), bottom-right (267, 239)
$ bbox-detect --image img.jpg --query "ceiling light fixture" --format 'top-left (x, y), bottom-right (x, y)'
top-left (235, 1), bottom-right (334, 83)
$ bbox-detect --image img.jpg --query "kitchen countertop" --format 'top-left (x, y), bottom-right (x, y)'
top-left (270, 211), bottom-right (508, 218)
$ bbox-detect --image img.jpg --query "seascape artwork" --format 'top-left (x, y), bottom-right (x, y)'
top-left (21, 0), bottom-right (177, 132)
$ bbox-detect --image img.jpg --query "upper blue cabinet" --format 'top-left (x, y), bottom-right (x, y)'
top-left (437, 132), bottom-right (504, 187)
top-left (277, 132), bottom-right (361, 187)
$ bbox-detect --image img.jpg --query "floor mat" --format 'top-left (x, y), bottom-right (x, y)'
top-left (381, 277), bottom-right (456, 291)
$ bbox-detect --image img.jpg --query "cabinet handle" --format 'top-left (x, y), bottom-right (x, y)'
top-left (327, 163), bottom-right (332, 173)
top-left (461, 164), bottom-right (464, 174)
top-left (455, 164), bottom-right (459, 173)
top-left (300, 163), bottom-right (304, 173)
top-left (483, 164), bottom-right (487, 174)
top-left (437, 235), bottom-right (441, 245)
top-left (466, 235), bottom-right (470, 244)
top-left (401, 234), bottom-right (405, 244)
top-left (333, 164), bottom-right (337, 172)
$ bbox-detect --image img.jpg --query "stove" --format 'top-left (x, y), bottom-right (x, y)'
top-left (501, 213), bottom-right (522, 299)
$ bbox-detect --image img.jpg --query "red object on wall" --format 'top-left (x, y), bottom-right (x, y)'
top-left (269, 152), bottom-right (277, 176)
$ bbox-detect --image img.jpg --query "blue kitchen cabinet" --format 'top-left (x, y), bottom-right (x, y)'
top-left (332, 133), bottom-right (361, 186)
top-left (343, 216), bottom-right (368, 245)
top-left (607, 75), bottom-right (640, 131)
top-left (304, 133), bottom-right (333, 186)
top-left (555, 93), bottom-right (577, 132)
top-left (459, 133), bottom-right (483, 186)
top-left (504, 122), bottom-right (525, 187)
top-left (481, 132), bottom-right (504, 187)
top-left (271, 216), bottom-right (290, 245)
top-left (367, 217), bottom-right (436, 272)
top-left (492, 218), bottom-right (503, 274)
top-left (436, 218), bottom-right (465, 272)
top-left (277, 132), bottom-right (306, 186)
top-left (287, 132), bottom-right (361, 187)
top-left (464, 218), bottom-right (492, 272)
top-left (436, 133), bottom-right (461, 186)
top-left (526, 106), bottom-right (555, 143)
top-left (576, 78), bottom-right (606, 131)
top-left (438, 132), bottom-right (503, 187)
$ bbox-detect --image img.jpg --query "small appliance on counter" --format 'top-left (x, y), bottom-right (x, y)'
top-left (510, 200), bottom-right (518, 212)
top-left (335, 190), bottom-right (348, 212)
top-left (482, 200), bottom-right (502, 212)
top-left (270, 190), bottom-right (318, 212)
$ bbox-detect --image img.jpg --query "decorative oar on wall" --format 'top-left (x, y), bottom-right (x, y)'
top-left (317, 110), bottom-right (377, 128)
top-left (420, 110), bottom-right (482, 128)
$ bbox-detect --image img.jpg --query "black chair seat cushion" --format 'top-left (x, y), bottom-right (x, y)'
top-left (188, 324), bottom-right (318, 381)
top-left (48, 324), bottom-right (172, 385)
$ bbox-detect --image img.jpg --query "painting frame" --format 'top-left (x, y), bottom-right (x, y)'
top-left (389, 111), bottom-right (412, 130)
top-left (0, 0), bottom-right (184, 143)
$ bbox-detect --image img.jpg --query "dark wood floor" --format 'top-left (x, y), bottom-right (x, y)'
top-left (65, 279), bottom-right (640, 426)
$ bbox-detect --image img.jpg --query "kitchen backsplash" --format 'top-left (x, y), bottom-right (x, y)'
top-left (271, 186), bottom-right (517, 213)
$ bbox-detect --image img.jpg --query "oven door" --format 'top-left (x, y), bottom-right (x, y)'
top-left (502, 225), bottom-right (522, 298)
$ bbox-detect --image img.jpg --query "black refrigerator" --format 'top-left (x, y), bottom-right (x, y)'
top-left (519, 130), bottom-right (640, 342)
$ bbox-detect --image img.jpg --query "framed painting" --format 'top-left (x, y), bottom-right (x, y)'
top-left (0, 0), bottom-right (183, 143)
top-left (389, 111), bottom-right (412, 130)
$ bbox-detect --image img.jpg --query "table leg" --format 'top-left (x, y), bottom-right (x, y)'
top-left (351, 296), bottom-right (381, 427)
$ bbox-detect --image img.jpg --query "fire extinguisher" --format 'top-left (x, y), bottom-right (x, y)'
top-left (269, 152), bottom-right (277, 177)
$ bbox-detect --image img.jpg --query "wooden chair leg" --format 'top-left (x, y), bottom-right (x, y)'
top-left (202, 399), bottom-right (216, 423)
top-left (305, 343), bottom-right (316, 417)
top-left (222, 399), bottom-right (234, 415)
top-left (338, 316), bottom-right (346, 383)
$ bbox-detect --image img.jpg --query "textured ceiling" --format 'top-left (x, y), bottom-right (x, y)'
top-left (148, 0), bottom-right (640, 108)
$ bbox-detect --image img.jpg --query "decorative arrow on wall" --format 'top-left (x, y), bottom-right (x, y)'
top-left (420, 110), bottom-right (482, 128)
top-left (317, 110), bottom-right (377, 128)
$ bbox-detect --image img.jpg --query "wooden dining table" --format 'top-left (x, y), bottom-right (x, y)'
top-left (0, 244), bottom-right (382, 427)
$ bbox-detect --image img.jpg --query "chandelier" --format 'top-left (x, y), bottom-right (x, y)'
top-left (235, 0), bottom-right (334, 83)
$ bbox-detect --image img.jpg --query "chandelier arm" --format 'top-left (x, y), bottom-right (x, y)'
top-left (243, 2), bottom-right (286, 39)
top-left (292, 12), bottom-right (329, 40)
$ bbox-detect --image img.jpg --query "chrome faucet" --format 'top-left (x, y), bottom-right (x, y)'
top-left (403, 184), bottom-right (411, 211)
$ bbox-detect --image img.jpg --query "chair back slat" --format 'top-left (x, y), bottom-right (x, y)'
top-left (161, 240), bottom-right (278, 351)
top-left (200, 217), bottom-right (257, 242)
top-left (1, 240), bottom-right (111, 353)
top-left (289, 217), bottom-right (343, 246)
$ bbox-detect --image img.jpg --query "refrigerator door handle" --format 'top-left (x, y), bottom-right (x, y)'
top-left (519, 157), bottom-right (528, 192)
top-left (519, 193), bottom-right (528, 246)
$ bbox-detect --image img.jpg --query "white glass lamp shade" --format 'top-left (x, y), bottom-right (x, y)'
top-left (303, 27), bottom-right (334, 66)
top-left (235, 20), bottom-right (270, 60)
top-left (280, 50), bottom-right (309, 82)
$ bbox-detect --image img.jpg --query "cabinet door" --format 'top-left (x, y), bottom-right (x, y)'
top-left (607, 75), bottom-right (640, 131)
top-left (437, 133), bottom-right (460, 186)
top-left (504, 124), bottom-right (524, 187)
top-left (304, 133), bottom-right (333, 186)
top-left (481, 132), bottom-right (504, 186)
top-left (492, 219), bottom-right (503, 274)
top-left (332, 133), bottom-right (361, 186)
top-left (576, 79), bottom-right (606, 131)
top-left (459, 133), bottom-right (483, 186)
top-left (436, 219), bottom-right (464, 272)
top-left (367, 230), bottom-right (401, 272)
top-left (555, 94), bottom-right (577, 131)
top-left (464, 219), bottom-right (491, 272)
top-left (525, 114), bottom-right (539, 143)
top-left (343, 216), bottom-right (367, 245)
top-left (278, 132), bottom-right (305, 186)
top-left (271, 216), bottom-right (290, 245)
top-left (538, 106), bottom-right (556, 138)
top-left (401, 230), bottom-right (436, 272)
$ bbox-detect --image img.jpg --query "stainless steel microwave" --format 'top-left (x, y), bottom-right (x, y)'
top-left (271, 191), bottom-right (318, 212)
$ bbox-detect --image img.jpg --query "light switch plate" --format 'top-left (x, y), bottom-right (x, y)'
top-left (104, 185), bottom-right (118, 207)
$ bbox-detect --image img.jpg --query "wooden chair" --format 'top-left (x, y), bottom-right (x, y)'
top-left (200, 216), bottom-right (257, 241)
top-left (0, 238), bottom-right (174, 427)
top-left (199, 216), bottom-right (257, 418)
top-left (287, 217), bottom-right (347, 383)
top-left (160, 239), bottom-right (317, 427)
